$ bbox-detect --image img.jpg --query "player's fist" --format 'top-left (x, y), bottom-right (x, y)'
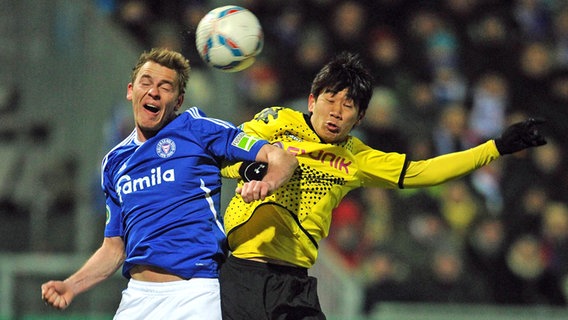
top-left (236, 180), bottom-right (271, 203)
top-left (495, 118), bottom-right (547, 155)
top-left (41, 280), bottom-right (74, 310)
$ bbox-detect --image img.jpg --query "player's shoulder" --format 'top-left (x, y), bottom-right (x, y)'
top-left (347, 135), bottom-right (379, 154)
top-left (182, 106), bottom-right (237, 131)
top-left (252, 106), bottom-right (303, 124)
top-left (103, 130), bottom-right (137, 162)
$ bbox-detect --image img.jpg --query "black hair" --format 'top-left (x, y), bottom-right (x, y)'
top-left (310, 52), bottom-right (373, 115)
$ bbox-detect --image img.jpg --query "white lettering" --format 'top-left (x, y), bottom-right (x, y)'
top-left (116, 166), bottom-right (175, 202)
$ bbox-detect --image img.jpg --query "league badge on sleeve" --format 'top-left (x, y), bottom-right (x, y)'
top-left (232, 132), bottom-right (260, 151)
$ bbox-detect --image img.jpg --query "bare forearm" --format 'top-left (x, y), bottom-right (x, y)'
top-left (260, 145), bottom-right (298, 192)
top-left (65, 237), bottom-right (125, 296)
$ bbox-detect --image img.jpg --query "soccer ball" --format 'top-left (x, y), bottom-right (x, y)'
top-left (195, 6), bottom-right (264, 72)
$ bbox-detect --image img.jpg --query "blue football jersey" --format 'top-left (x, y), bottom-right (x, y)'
top-left (101, 107), bottom-right (267, 279)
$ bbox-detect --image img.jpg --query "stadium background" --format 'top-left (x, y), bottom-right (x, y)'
top-left (1, 0), bottom-right (568, 319)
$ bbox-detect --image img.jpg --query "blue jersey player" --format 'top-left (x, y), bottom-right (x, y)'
top-left (41, 48), bottom-right (297, 319)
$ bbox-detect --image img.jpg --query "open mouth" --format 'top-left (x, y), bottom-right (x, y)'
top-left (144, 104), bottom-right (159, 113)
top-left (326, 121), bottom-right (340, 133)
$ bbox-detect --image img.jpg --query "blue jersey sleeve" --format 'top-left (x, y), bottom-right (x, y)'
top-left (185, 107), bottom-right (268, 163)
top-left (101, 154), bottom-right (124, 237)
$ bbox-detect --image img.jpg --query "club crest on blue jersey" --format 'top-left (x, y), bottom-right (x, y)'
top-left (156, 138), bottom-right (176, 158)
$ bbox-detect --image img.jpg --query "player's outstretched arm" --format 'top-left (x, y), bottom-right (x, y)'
top-left (237, 144), bottom-right (297, 203)
top-left (403, 118), bottom-right (547, 188)
top-left (41, 236), bottom-right (125, 310)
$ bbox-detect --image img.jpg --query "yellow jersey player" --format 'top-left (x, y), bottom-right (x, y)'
top-left (220, 52), bottom-right (546, 320)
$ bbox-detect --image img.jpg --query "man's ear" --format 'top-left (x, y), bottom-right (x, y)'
top-left (126, 83), bottom-right (133, 101)
top-left (307, 94), bottom-right (316, 113)
top-left (175, 94), bottom-right (184, 112)
top-left (353, 111), bottom-right (365, 128)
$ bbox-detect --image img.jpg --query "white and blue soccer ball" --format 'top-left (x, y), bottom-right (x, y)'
top-left (195, 5), bottom-right (264, 72)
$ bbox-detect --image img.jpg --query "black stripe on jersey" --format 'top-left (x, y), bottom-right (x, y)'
top-left (303, 113), bottom-right (324, 143)
top-left (226, 202), bottom-right (319, 251)
top-left (398, 155), bottom-right (409, 189)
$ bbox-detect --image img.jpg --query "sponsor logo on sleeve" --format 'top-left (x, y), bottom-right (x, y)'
top-left (232, 132), bottom-right (260, 151)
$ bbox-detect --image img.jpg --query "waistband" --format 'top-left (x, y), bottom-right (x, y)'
top-left (227, 255), bottom-right (308, 277)
top-left (127, 278), bottom-right (219, 295)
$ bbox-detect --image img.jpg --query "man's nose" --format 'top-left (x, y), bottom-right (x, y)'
top-left (148, 87), bottom-right (160, 98)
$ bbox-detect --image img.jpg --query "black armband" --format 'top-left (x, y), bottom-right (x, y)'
top-left (238, 161), bottom-right (268, 182)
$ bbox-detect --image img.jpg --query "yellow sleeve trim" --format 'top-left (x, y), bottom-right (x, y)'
top-left (403, 140), bottom-right (500, 188)
top-left (220, 161), bottom-right (242, 179)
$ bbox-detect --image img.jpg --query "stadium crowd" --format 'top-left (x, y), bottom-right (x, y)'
top-left (96, 0), bottom-right (568, 315)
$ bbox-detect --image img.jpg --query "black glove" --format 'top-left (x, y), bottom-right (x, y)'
top-left (494, 118), bottom-right (547, 155)
top-left (238, 161), bottom-right (268, 182)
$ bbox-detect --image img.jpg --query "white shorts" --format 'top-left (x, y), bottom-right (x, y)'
top-left (114, 278), bottom-right (221, 320)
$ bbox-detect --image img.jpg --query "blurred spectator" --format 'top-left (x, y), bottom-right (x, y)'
top-left (269, 5), bottom-right (304, 57)
top-left (464, 216), bottom-right (508, 303)
top-left (552, 6), bottom-right (568, 67)
top-left (470, 161), bottom-right (504, 215)
top-left (439, 180), bottom-right (482, 240)
top-left (541, 202), bottom-right (568, 280)
top-left (405, 7), bottom-right (450, 78)
top-left (530, 139), bottom-right (568, 201)
top-left (404, 212), bottom-right (451, 270)
top-left (500, 234), bottom-right (566, 305)
top-left (238, 58), bottom-right (282, 114)
top-left (511, 41), bottom-right (556, 113)
top-left (281, 24), bottom-right (330, 101)
top-left (441, 0), bottom-right (483, 45)
top-left (327, 196), bottom-right (366, 270)
top-left (360, 188), bottom-right (396, 251)
top-left (512, 0), bottom-right (553, 41)
top-left (148, 19), bottom-right (183, 52)
top-left (112, 0), bottom-right (155, 46)
top-left (431, 102), bottom-right (470, 155)
top-left (463, 12), bottom-right (519, 80)
top-left (467, 71), bottom-right (509, 144)
top-left (367, 27), bottom-right (417, 94)
top-left (506, 184), bottom-right (550, 241)
top-left (412, 246), bottom-right (491, 303)
top-left (431, 66), bottom-right (467, 106)
top-left (327, 1), bottom-right (368, 55)
top-left (361, 249), bottom-right (413, 315)
top-left (533, 68), bottom-right (568, 147)
top-left (501, 135), bottom-right (566, 210)
top-left (398, 81), bottom-right (439, 138)
top-left (358, 86), bottom-right (408, 153)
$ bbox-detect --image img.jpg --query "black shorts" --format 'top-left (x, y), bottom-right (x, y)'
top-left (220, 255), bottom-right (326, 320)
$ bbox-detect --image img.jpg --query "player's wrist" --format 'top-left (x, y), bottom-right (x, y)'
top-left (239, 161), bottom-right (268, 181)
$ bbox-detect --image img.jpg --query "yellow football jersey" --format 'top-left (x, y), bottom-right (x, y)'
top-left (223, 107), bottom-right (500, 268)
top-left (224, 107), bottom-right (406, 268)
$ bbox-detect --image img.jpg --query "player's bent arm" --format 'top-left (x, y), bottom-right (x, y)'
top-left (402, 140), bottom-right (500, 188)
top-left (41, 236), bottom-right (125, 310)
top-left (256, 144), bottom-right (297, 191)
top-left (238, 144), bottom-right (298, 202)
